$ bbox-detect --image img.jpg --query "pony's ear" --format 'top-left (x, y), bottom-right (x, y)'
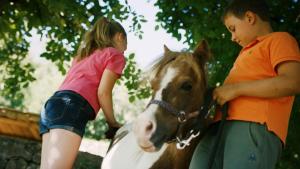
top-left (193, 40), bottom-right (211, 63)
top-left (164, 45), bottom-right (171, 53)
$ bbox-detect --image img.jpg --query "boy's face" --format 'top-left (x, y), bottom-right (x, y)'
top-left (224, 12), bottom-right (257, 47)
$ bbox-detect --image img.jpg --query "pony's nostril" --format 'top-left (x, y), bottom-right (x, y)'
top-left (146, 121), bottom-right (153, 132)
top-left (144, 121), bottom-right (155, 136)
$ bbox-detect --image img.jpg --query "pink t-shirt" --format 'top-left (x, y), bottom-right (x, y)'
top-left (59, 47), bottom-right (126, 115)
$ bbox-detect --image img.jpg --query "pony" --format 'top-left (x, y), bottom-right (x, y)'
top-left (101, 40), bottom-right (213, 169)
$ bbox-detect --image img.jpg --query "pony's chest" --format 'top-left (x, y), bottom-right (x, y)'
top-left (101, 132), bottom-right (167, 169)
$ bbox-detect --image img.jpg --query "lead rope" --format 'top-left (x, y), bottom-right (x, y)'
top-left (207, 103), bottom-right (228, 169)
top-left (106, 130), bottom-right (129, 154)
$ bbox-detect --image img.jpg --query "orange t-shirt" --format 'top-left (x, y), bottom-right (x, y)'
top-left (222, 32), bottom-right (300, 143)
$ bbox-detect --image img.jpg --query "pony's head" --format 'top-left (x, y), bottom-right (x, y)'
top-left (133, 40), bottom-right (211, 152)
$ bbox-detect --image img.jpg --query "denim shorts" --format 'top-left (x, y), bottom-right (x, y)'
top-left (39, 90), bottom-right (95, 137)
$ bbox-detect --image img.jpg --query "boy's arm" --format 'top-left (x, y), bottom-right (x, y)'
top-left (214, 61), bottom-right (300, 105)
top-left (98, 69), bottom-right (121, 127)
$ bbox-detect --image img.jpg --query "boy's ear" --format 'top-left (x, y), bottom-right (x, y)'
top-left (193, 39), bottom-right (211, 64)
top-left (245, 11), bottom-right (256, 24)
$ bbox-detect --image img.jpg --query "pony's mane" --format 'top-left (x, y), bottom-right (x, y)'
top-left (150, 50), bottom-right (192, 77)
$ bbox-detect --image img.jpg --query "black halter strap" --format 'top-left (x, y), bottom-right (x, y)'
top-left (148, 99), bottom-right (196, 145)
top-left (148, 87), bottom-right (229, 155)
top-left (147, 87), bottom-right (220, 147)
top-left (148, 99), bottom-right (188, 123)
top-left (106, 87), bottom-right (228, 156)
top-left (175, 88), bottom-right (220, 149)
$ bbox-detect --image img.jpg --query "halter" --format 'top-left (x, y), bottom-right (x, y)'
top-left (107, 89), bottom-right (218, 153)
top-left (148, 99), bottom-right (188, 123)
top-left (148, 89), bottom-right (217, 149)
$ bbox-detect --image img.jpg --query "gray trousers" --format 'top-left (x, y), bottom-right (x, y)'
top-left (189, 121), bottom-right (282, 169)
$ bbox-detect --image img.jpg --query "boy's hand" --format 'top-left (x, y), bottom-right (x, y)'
top-left (213, 84), bottom-right (240, 105)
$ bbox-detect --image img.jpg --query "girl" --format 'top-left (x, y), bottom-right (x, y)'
top-left (39, 17), bottom-right (127, 169)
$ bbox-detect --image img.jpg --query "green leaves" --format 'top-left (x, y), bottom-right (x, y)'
top-left (84, 112), bottom-right (126, 140)
top-left (155, 0), bottom-right (300, 87)
top-left (121, 53), bottom-right (151, 103)
top-left (0, 24), bottom-right (34, 108)
top-left (0, 0), bottom-right (146, 109)
top-left (0, 0), bottom-right (151, 141)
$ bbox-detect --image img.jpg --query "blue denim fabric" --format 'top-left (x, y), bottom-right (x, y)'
top-left (39, 90), bottom-right (95, 137)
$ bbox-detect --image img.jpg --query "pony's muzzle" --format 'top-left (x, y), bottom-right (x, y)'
top-left (133, 117), bottom-right (159, 151)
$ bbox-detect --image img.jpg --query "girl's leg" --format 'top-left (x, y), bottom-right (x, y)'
top-left (40, 129), bottom-right (82, 169)
top-left (39, 90), bottom-right (95, 169)
top-left (40, 133), bottom-right (50, 169)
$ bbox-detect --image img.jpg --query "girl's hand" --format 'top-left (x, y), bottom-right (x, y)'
top-left (105, 125), bottom-right (120, 139)
top-left (107, 121), bottom-right (123, 128)
top-left (105, 121), bottom-right (123, 139)
top-left (213, 84), bottom-right (240, 106)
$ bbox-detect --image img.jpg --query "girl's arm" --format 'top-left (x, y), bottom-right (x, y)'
top-left (98, 69), bottom-right (121, 127)
top-left (214, 61), bottom-right (300, 105)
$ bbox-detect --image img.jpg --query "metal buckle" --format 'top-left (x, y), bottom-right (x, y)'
top-left (176, 130), bottom-right (200, 149)
top-left (205, 104), bottom-right (216, 119)
top-left (178, 111), bottom-right (187, 123)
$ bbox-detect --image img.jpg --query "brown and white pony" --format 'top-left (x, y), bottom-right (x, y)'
top-left (101, 40), bottom-right (212, 169)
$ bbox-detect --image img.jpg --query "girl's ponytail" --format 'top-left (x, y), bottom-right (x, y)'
top-left (76, 17), bottom-right (126, 61)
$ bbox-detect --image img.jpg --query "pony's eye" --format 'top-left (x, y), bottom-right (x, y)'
top-left (180, 82), bottom-right (192, 91)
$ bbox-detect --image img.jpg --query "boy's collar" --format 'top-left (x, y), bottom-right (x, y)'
top-left (256, 32), bottom-right (274, 41)
top-left (242, 32), bottom-right (274, 51)
top-left (242, 39), bottom-right (259, 51)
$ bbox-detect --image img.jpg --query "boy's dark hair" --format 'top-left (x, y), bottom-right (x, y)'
top-left (222, 0), bottom-right (270, 22)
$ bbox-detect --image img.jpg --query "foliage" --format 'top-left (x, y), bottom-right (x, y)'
top-left (121, 53), bottom-right (152, 103)
top-left (0, 0), bottom-right (147, 109)
top-left (155, 0), bottom-right (300, 84)
top-left (154, 0), bottom-right (300, 168)
top-left (84, 112), bottom-right (126, 140)
top-left (278, 96), bottom-right (300, 169)
top-left (1, 1), bottom-right (300, 167)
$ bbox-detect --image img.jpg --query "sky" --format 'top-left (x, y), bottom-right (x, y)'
top-left (122, 0), bottom-right (188, 68)
top-left (29, 0), bottom-right (188, 69)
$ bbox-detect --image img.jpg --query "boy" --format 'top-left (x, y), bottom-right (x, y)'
top-left (189, 0), bottom-right (300, 169)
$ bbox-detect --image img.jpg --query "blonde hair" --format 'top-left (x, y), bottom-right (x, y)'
top-left (76, 17), bottom-right (126, 61)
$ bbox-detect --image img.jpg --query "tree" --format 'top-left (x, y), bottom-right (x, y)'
top-left (1, 0), bottom-right (299, 167)
top-left (154, 0), bottom-right (300, 168)
top-left (0, 0), bottom-right (149, 109)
